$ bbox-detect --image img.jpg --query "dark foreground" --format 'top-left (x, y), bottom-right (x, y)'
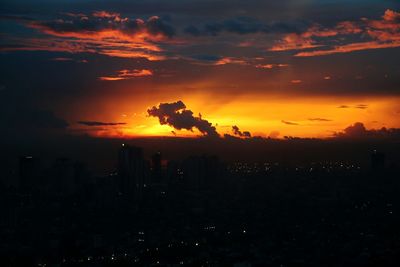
top-left (1, 156), bottom-right (400, 267)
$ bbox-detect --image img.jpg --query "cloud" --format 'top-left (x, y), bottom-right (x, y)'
top-left (184, 18), bottom-right (304, 36)
top-left (337, 104), bottom-right (368, 109)
top-left (6, 11), bottom-right (175, 61)
top-left (29, 12), bottom-right (174, 40)
top-left (232, 125), bottom-right (251, 138)
top-left (334, 122), bottom-right (400, 139)
top-left (281, 120), bottom-right (299, 125)
top-left (255, 63), bottom-right (289, 69)
top-left (99, 69), bottom-right (153, 81)
top-left (189, 55), bottom-right (289, 70)
top-left (147, 101), bottom-right (219, 137)
top-left (291, 80), bottom-right (302, 84)
top-left (308, 118), bottom-right (332, 122)
top-left (1, 106), bottom-right (68, 129)
top-left (382, 9), bottom-right (400, 22)
top-left (92, 11), bottom-right (120, 19)
top-left (77, 121), bottom-right (127, 126)
top-left (189, 55), bottom-right (249, 66)
top-left (51, 57), bottom-right (88, 63)
top-left (269, 33), bottom-right (321, 52)
top-left (355, 104), bottom-right (368, 109)
top-left (271, 9), bottom-right (400, 56)
top-left (214, 57), bottom-right (248, 66)
top-left (295, 41), bottom-right (400, 57)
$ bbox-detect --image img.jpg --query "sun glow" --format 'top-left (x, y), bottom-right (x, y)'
top-left (70, 94), bottom-right (400, 139)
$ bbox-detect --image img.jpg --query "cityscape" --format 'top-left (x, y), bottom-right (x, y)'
top-left (1, 0), bottom-right (400, 266)
top-left (1, 143), bottom-right (399, 266)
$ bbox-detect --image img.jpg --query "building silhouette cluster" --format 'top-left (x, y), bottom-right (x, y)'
top-left (0, 145), bottom-right (399, 266)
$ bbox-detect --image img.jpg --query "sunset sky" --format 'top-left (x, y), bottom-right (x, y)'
top-left (1, 0), bottom-right (400, 139)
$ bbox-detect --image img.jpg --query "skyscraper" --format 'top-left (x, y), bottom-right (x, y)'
top-left (371, 150), bottom-right (385, 172)
top-left (19, 156), bottom-right (40, 190)
top-left (118, 144), bottom-right (145, 198)
top-left (151, 151), bottom-right (162, 183)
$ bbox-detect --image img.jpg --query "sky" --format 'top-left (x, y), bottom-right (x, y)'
top-left (1, 0), bottom-right (400, 141)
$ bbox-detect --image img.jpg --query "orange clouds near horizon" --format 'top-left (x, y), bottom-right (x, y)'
top-left (67, 94), bottom-right (400, 140)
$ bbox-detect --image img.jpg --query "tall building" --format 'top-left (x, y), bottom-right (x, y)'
top-left (183, 155), bottom-right (220, 191)
top-left (52, 158), bottom-right (76, 194)
top-left (118, 144), bottom-right (145, 198)
top-left (19, 155), bottom-right (40, 190)
top-left (151, 152), bottom-right (163, 183)
top-left (371, 150), bottom-right (385, 172)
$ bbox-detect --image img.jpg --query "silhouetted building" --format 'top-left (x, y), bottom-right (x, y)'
top-left (19, 155), bottom-right (40, 190)
top-left (52, 158), bottom-right (76, 194)
top-left (73, 161), bottom-right (91, 188)
top-left (183, 155), bottom-right (220, 190)
top-left (118, 144), bottom-right (145, 198)
top-left (371, 150), bottom-right (385, 171)
top-left (151, 152), bottom-right (163, 183)
top-left (167, 160), bottom-right (183, 186)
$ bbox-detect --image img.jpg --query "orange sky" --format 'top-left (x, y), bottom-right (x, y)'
top-left (2, 6), bottom-right (399, 140)
top-left (67, 93), bottom-right (400, 139)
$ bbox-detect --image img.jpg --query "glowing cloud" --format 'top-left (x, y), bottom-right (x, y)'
top-left (269, 33), bottom-right (320, 51)
top-left (11, 11), bottom-right (175, 61)
top-left (99, 69), bottom-right (153, 81)
top-left (256, 64), bottom-right (289, 69)
top-left (271, 9), bottom-right (400, 56)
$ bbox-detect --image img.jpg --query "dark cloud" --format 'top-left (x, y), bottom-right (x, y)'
top-left (0, 14), bottom-right (35, 22)
top-left (51, 57), bottom-right (88, 63)
top-left (1, 106), bottom-right (68, 129)
top-left (281, 120), bottom-right (299, 126)
top-left (0, 12), bottom-right (175, 61)
top-left (77, 121), bottom-right (127, 126)
top-left (29, 12), bottom-right (175, 38)
top-left (184, 17), bottom-right (305, 36)
top-left (355, 104), bottom-right (368, 109)
top-left (183, 25), bottom-right (202, 36)
top-left (334, 122), bottom-right (400, 139)
top-left (0, 88), bottom-right (69, 144)
top-left (308, 118), bottom-right (332, 122)
top-left (232, 125), bottom-right (251, 138)
top-left (190, 55), bottom-right (221, 62)
top-left (146, 16), bottom-right (175, 37)
top-left (147, 100), bottom-right (219, 137)
top-left (337, 104), bottom-right (368, 109)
